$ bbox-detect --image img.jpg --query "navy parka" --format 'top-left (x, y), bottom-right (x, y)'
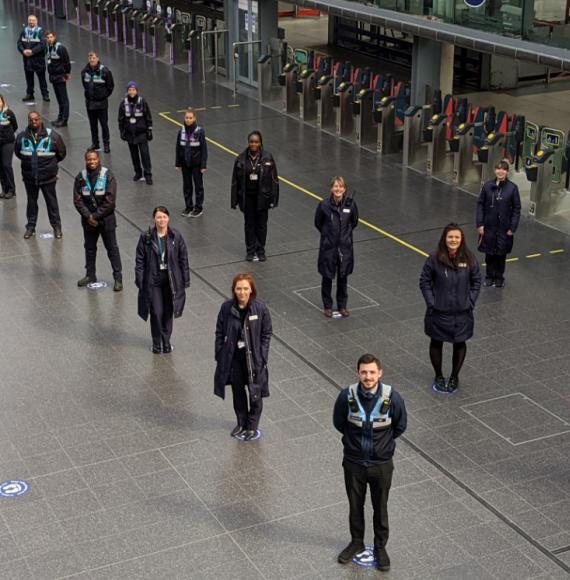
top-left (135, 227), bottom-right (190, 321)
top-left (476, 179), bottom-right (521, 255)
top-left (231, 149), bottom-right (279, 211)
top-left (314, 195), bottom-right (359, 279)
top-left (214, 298), bottom-right (272, 400)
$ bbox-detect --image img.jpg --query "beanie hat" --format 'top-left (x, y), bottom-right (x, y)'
top-left (127, 81), bottom-right (137, 90)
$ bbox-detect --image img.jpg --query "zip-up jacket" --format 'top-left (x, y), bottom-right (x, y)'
top-left (14, 125), bottom-right (66, 184)
top-left (73, 166), bottom-right (117, 230)
top-left (333, 382), bottom-right (407, 466)
top-left (0, 108), bottom-right (18, 144)
top-left (175, 123), bottom-right (207, 168)
top-left (17, 25), bottom-right (47, 73)
top-left (214, 298), bottom-right (272, 400)
top-left (81, 63), bottom-right (114, 110)
top-left (231, 149), bottom-right (279, 211)
top-left (47, 42), bottom-right (71, 84)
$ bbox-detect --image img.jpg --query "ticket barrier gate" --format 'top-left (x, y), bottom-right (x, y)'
top-left (354, 88), bottom-right (375, 147)
top-left (93, 0), bottom-right (106, 34)
top-left (526, 128), bottom-right (568, 218)
top-left (477, 131), bottom-right (507, 185)
top-left (522, 121), bottom-right (540, 165)
top-left (316, 74), bottom-right (335, 131)
top-left (258, 54), bottom-right (274, 104)
top-left (120, 5), bottom-right (134, 45)
top-left (162, 23), bottom-right (186, 65)
top-left (149, 16), bottom-right (166, 58)
top-left (375, 96), bottom-right (402, 154)
top-left (109, 2), bottom-right (123, 40)
top-left (133, 10), bottom-right (147, 51)
top-left (280, 63), bottom-right (299, 115)
top-left (82, 0), bottom-right (95, 29)
top-left (335, 80), bottom-right (355, 138)
top-left (138, 12), bottom-right (153, 53)
top-left (65, 0), bottom-right (79, 23)
top-left (403, 105), bottom-right (431, 167)
top-left (449, 123), bottom-right (480, 186)
top-left (183, 29), bottom-right (202, 75)
top-left (425, 114), bottom-right (453, 176)
top-left (102, 1), bottom-right (118, 38)
top-left (298, 68), bottom-right (317, 122)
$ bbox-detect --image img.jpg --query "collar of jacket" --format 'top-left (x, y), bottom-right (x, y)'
top-left (26, 126), bottom-right (48, 139)
top-left (230, 299), bottom-right (250, 318)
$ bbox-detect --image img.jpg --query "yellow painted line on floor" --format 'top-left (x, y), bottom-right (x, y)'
top-left (505, 257), bottom-right (519, 263)
top-left (227, 104), bottom-right (241, 108)
top-left (526, 253), bottom-right (541, 259)
top-left (159, 110), bottom-right (561, 261)
top-left (210, 106), bottom-right (222, 110)
top-left (549, 249), bottom-right (565, 254)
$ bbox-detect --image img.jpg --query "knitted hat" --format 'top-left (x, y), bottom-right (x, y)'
top-left (126, 81), bottom-right (137, 90)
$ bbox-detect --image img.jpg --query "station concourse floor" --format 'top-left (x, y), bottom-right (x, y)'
top-left (1, 1), bottom-right (570, 578)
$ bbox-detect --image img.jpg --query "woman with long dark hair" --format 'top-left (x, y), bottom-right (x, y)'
top-left (419, 223), bottom-right (481, 393)
top-left (476, 159), bottom-right (521, 288)
top-left (135, 206), bottom-right (190, 353)
top-left (231, 131), bottom-right (279, 262)
top-left (214, 273), bottom-right (272, 441)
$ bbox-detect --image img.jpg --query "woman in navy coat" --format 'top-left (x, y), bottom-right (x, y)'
top-left (135, 206), bottom-right (190, 353)
top-left (476, 160), bottom-right (521, 288)
top-left (314, 176), bottom-right (359, 318)
top-left (214, 273), bottom-right (272, 441)
top-left (420, 224), bottom-right (481, 393)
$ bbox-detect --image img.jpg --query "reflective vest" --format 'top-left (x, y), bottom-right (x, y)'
top-left (47, 42), bottom-right (61, 63)
top-left (20, 128), bottom-right (54, 158)
top-left (83, 65), bottom-right (106, 84)
top-left (347, 383), bottom-right (392, 430)
top-left (0, 109), bottom-right (10, 127)
top-left (179, 126), bottom-right (202, 147)
top-left (23, 26), bottom-right (42, 44)
top-left (81, 167), bottom-right (108, 198)
top-left (123, 96), bottom-right (144, 121)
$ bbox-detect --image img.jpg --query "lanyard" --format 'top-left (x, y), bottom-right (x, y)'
top-left (157, 235), bottom-right (166, 265)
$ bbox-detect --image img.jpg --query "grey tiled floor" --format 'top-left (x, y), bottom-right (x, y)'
top-left (0, 0), bottom-right (569, 578)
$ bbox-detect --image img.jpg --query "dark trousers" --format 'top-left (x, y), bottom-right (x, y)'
top-left (244, 194), bottom-right (268, 256)
top-left (24, 181), bottom-right (61, 229)
top-left (24, 68), bottom-right (49, 97)
top-left (128, 142), bottom-right (152, 178)
top-left (485, 254), bottom-right (507, 282)
top-left (321, 265), bottom-right (348, 310)
top-left (343, 459), bottom-right (394, 548)
top-left (181, 165), bottom-right (204, 211)
top-left (83, 225), bottom-right (122, 280)
top-left (231, 356), bottom-right (263, 431)
top-left (87, 108), bottom-right (110, 147)
top-left (0, 142), bottom-right (16, 194)
top-left (150, 272), bottom-right (174, 347)
top-left (52, 82), bottom-right (70, 121)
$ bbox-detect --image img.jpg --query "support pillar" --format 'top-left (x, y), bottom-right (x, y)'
top-left (411, 36), bottom-right (455, 105)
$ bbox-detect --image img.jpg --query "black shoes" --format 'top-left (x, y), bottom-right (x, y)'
top-left (103, 144), bottom-right (111, 154)
top-left (495, 279), bottom-right (505, 288)
top-left (189, 209), bottom-right (202, 217)
top-left (246, 254), bottom-right (254, 262)
top-left (447, 376), bottom-right (459, 392)
top-left (257, 253), bottom-right (266, 262)
top-left (54, 228), bottom-right (63, 239)
top-left (152, 344), bottom-right (161, 354)
top-left (433, 375), bottom-right (447, 393)
top-left (77, 276), bottom-right (96, 287)
top-left (22, 94), bottom-right (34, 102)
top-left (231, 425), bottom-right (244, 437)
top-left (52, 119), bottom-right (68, 127)
top-left (89, 144), bottom-right (101, 152)
top-left (23, 228), bottom-right (35, 239)
top-left (338, 540), bottom-right (365, 564)
top-left (113, 279), bottom-right (123, 292)
top-left (243, 430), bottom-right (256, 441)
top-left (483, 277), bottom-right (495, 287)
top-left (162, 343), bottom-right (172, 353)
top-left (145, 176), bottom-right (153, 185)
top-left (133, 173), bottom-right (144, 182)
top-left (42, 94), bottom-right (50, 102)
top-left (4, 191), bottom-right (14, 199)
top-left (181, 208), bottom-right (193, 217)
top-left (375, 546), bottom-right (391, 571)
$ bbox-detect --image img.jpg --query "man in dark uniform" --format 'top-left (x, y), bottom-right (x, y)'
top-left (73, 149), bottom-right (123, 291)
top-left (118, 81), bottom-right (153, 185)
top-left (17, 15), bottom-right (49, 103)
top-left (333, 354), bottom-right (407, 572)
top-left (46, 31), bottom-right (71, 128)
top-left (15, 111), bottom-right (66, 239)
top-left (81, 52), bottom-right (114, 153)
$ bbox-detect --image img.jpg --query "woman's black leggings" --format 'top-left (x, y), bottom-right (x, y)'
top-left (429, 339), bottom-right (467, 378)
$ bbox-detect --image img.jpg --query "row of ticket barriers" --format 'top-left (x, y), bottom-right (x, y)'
top-left (258, 50), bottom-right (570, 221)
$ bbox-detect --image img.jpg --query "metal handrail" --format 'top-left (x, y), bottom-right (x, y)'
top-left (200, 28), bottom-right (228, 83)
top-left (232, 40), bottom-right (262, 96)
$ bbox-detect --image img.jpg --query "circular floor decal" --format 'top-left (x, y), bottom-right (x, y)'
top-left (232, 429), bottom-right (262, 442)
top-left (353, 546), bottom-right (376, 568)
top-left (0, 480), bottom-right (30, 498)
top-left (148, 344), bottom-right (176, 353)
top-left (37, 232), bottom-right (54, 239)
top-left (86, 281), bottom-right (108, 291)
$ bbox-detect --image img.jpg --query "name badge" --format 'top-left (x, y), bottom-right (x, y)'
top-left (249, 315), bottom-right (258, 321)
top-left (249, 173), bottom-right (258, 181)
top-left (343, 208), bottom-right (351, 213)
top-left (129, 118), bottom-right (136, 124)
top-left (159, 263), bottom-right (168, 270)
top-left (237, 340), bottom-right (245, 349)
top-left (458, 262), bottom-right (467, 268)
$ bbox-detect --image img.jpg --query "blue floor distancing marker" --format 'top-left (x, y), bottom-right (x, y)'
top-left (0, 480), bottom-right (30, 498)
top-left (87, 281), bottom-right (108, 291)
top-left (232, 429), bottom-right (262, 442)
top-left (353, 546), bottom-right (376, 568)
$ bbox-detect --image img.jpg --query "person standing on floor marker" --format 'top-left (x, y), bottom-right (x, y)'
top-left (45, 31), bottom-right (71, 128)
top-left (333, 353), bottom-right (407, 572)
top-left (118, 82), bottom-right (153, 185)
top-left (17, 15), bottom-right (49, 103)
top-left (176, 108), bottom-right (207, 217)
top-left (0, 94), bottom-right (18, 200)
